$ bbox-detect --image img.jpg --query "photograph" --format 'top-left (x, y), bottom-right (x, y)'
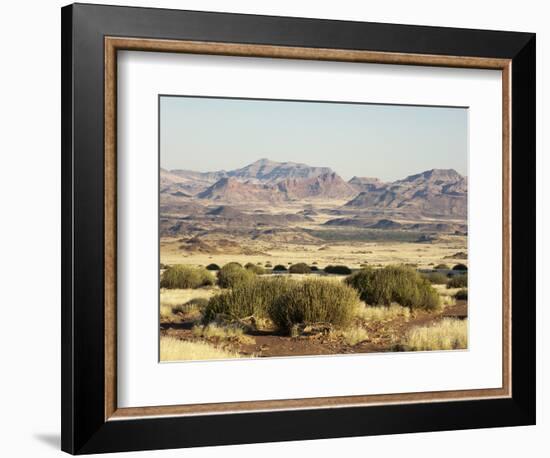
top-left (159, 95), bottom-right (469, 361)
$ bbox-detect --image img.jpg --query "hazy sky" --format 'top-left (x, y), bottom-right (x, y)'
top-left (160, 95), bottom-right (467, 181)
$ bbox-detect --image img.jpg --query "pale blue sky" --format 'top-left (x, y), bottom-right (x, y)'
top-left (160, 95), bottom-right (467, 181)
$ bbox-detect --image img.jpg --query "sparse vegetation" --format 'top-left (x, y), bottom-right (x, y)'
top-left (192, 322), bottom-right (242, 338)
top-left (289, 263), bottom-right (311, 274)
top-left (345, 265), bottom-right (439, 310)
top-left (345, 267), bottom-right (374, 299)
top-left (452, 263), bottom-right (468, 271)
top-left (160, 337), bottom-right (241, 361)
top-left (422, 271), bottom-right (448, 285)
top-left (160, 288), bottom-right (216, 307)
top-left (439, 294), bottom-right (456, 307)
top-left (245, 262), bottom-right (266, 275)
top-left (356, 303), bottom-right (410, 322)
top-left (338, 326), bottom-right (369, 345)
top-left (160, 156), bottom-right (469, 360)
top-left (217, 263), bottom-right (255, 288)
top-left (402, 319), bottom-right (467, 351)
top-left (455, 289), bottom-right (468, 300)
top-left (324, 265), bottom-right (352, 275)
top-left (160, 304), bottom-right (179, 322)
top-left (160, 265), bottom-right (215, 289)
top-left (186, 296), bottom-right (210, 306)
top-left (269, 279), bottom-right (359, 333)
top-left (309, 229), bottom-right (423, 243)
top-left (191, 323), bottom-right (256, 345)
top-left (447, 274), bottom-right (467, 289)
top-left (434, 263), bottom-right (450, 270)
top-left (183, 297), bottom-right (209, 311)
top-left (161, 296), bottom-right (209, 323)
top-left (272, 264), bottom-right (288, 272)
top-left (203, 277), bottom-right (293, 323)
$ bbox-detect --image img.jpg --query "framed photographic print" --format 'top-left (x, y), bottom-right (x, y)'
top-left (61, 3), bottom-right (536, 454)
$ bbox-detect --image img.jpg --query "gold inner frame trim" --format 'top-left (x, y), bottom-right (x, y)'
top-left (104, 36), bottom-right (512, 421)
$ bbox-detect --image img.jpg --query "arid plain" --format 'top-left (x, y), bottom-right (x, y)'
top-left (159, 159), bottom-right (468, 361)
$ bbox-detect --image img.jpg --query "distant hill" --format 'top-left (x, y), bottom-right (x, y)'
top-left (160, 168), bottom-right (226, 196)
top-left (276, 172), bottom-right (356, 200)
top-left (228, 158), bottom-right (332, 183)
top-left (161, 161), bottom-right (467, 217)
top-left (174, 159), bottom-right (357, 203)
top-left (345, 169), bottom-right (467, 217)
top-left (348, 176), bottom-right (385, 193)
top-left (197, 177), bottom-right (285, 203)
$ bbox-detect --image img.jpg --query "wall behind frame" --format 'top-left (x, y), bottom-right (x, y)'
top-left (0, 1), bottom-right (544, 457)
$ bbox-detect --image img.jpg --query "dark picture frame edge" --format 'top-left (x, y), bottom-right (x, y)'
top-left (61, 3), bottom-right (536, 454)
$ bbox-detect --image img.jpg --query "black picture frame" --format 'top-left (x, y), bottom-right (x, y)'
top-left (61, 3), bottom-right (536, 454)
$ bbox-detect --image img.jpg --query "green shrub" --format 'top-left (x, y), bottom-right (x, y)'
top-left (289, 263), bottom-right (311, 274)
top-left (160, 265), bottom-right (214, 289)
top-left (310, 266), bottom-right (319, 272)
top-left (324, 265), bottom-right (352, 275)
top-left (422, 272), bottom-right (448, 285)
top-left (345, 265), bottom-right (439, 310)
top-left (452, 263), bottom-right (468, 271)
top-left (454, 289), bottom-right (468, 300)
top-left (447, 274), bottom-right (468, 289)
top-left (217, 263), bottom-right (255, 289)
top-left (434, 263), bottom-right (450, 270)
top-left (345, 267), bottom-right (375, 301)
top-left (269, 280), bottom-right (358, 333)
top-left (245, 262), bottom-right (266, 275)
top-left (273, 264), bottom-right (288, 272)
top-left (206, 263), bottom-right (220, 271)
top-left (203, 277), bottom-right (293, 323)
top-left (265, 262), bottom-right (273, 268)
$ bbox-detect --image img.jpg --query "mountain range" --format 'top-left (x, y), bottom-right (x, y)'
top-left (161, 159), bottom-right (467, 217)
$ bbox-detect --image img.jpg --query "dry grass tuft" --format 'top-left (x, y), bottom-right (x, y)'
top-left (160, 288), bottom-right (217, 307)
top-left (192, 323), bottom-right (243, 339)
top-left (160, 304), bottom-right (179, 323)
top-left (356, 303), bottom-right (410, 322)
top-left (160, 337), bottom-right (241, 361)
top-left (160, 289), bottom-right (217, 323)
top-left (338, 326), bottom-right (369, 345)
top-left (192, 323), bottom-right (256, 345)
top-left (439, 294), bottom-right (457, 307)
top-left (403, 318), bottom-right (467, 351)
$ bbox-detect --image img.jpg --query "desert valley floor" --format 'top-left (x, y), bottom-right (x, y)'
top-left (159, 159), bottom-right (468, 360)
